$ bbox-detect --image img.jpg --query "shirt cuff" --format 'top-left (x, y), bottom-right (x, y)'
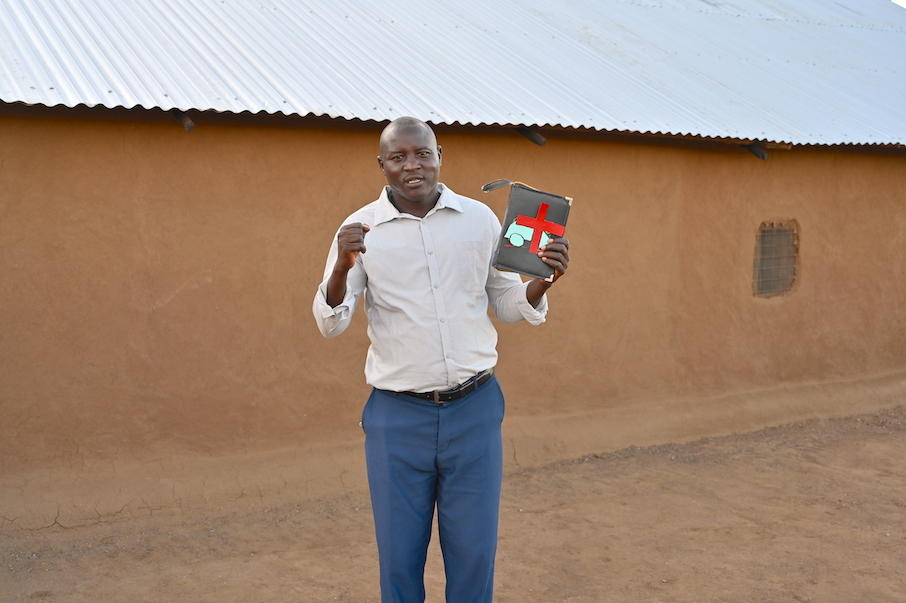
top-left (313, 282), bottom-right (355, 336)
top-left (517, 284), bottom-right (548, 325)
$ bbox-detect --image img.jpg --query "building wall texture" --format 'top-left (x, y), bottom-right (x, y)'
top-left (2, 109), bottom-right (905, 527)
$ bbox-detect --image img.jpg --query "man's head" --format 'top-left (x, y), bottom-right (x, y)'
top-left (377, 117), bottom-right (443, 212)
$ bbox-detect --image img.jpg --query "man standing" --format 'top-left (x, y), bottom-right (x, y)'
top-left (312, 116), bottom-right (569, 603)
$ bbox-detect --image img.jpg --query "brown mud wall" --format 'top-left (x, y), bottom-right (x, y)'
top-left (2, 107), bottom-right (905, 528)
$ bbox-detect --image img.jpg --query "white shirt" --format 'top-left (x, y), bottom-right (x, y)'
top-left (313, 184), bottom-right (548, 392)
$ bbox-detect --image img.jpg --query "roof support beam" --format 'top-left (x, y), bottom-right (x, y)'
top-left (515, 126), bottom-right (547, 146)
top-left (172, 109), bottom-right (195, 132)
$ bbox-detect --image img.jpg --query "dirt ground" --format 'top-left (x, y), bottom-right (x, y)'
top-left (2, 405), bottom-right (904, 603)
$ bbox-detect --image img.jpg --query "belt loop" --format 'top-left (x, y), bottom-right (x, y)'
top-left (433, 390), bottom-right (440, 404)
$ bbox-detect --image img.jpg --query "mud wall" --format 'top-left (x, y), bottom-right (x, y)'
top-left (2, 107), bottom-right (905, 526)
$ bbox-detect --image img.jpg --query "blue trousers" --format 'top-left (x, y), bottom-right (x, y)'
top-left (362, 376), bottom-right (505, 603)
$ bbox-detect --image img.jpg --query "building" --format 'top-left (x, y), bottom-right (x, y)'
top-left (2, 0), bottom-right (905, 528)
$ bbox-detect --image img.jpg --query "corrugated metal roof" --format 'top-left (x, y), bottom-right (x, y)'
top-left (1, 0), bottom-right (905, 146)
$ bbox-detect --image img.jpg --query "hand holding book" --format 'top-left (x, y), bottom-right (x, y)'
top-left (482, 179), bottom-right (572, 282)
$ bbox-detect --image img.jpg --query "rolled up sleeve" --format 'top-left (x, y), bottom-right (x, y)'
top-left (487, 271), bottom-right (548, 325)
top-left (312, 234), bottom-right (366, 338)
top-left (313, 281), bottom-right (358, 337)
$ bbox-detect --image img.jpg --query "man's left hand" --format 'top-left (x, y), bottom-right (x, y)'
top-left (539, 236), bottom-right (570, 282)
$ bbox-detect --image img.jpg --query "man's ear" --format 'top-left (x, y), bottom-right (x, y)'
top-left (377, 156), bottom-right (385, 173)
top-left (437, 145), bottom-right (443, 165)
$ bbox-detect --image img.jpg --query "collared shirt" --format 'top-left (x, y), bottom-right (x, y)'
top-left (313, 184), bottom-right (548, 393)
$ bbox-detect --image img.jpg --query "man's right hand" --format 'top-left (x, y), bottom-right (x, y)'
top-left (326, 223), bottom-right (370, 307)
top-left (334, 222), bottom-right (370, 271)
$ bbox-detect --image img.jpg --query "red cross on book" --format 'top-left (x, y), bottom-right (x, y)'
top-left (515, 203), bottom-right (567, 254)
top-left (482, 180), bottom-right (572, 280)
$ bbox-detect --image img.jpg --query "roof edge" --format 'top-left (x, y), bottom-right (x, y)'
top-left (3, 101), bottom-right (905, 155)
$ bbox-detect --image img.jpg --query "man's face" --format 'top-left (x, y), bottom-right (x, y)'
top-left (378, 123), bottom-right (442, 208)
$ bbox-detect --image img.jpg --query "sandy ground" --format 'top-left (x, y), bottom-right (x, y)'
top-left (2, 405), bottom-right (905, 603)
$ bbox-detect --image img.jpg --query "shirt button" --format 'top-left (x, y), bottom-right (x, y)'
top-left (433, 283), bottom-right (440, 289)
top-left (446, 353), bottom-right (453, 358)
top-left (439, 317), bottom-right (446, 323)
top-left (427, 250), bottom-right (434, 255)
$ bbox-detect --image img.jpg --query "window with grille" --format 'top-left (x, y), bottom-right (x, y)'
top-left (753, 221), bottom-right (798, 297)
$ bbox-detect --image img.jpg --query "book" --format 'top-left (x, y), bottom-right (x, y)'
top-left (481, 179), bottom-right (572, 281)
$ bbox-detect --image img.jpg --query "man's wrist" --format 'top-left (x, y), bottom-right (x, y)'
top-left (326, 266), bottom-right (352, 308)
top-left (331, 263), bottom-right (353, 279)
top-left (525, 277), bottom-right (553, 308)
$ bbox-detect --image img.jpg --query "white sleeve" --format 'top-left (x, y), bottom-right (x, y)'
top-left (486, 270), bottom-right (548, 325)
top-left (311, 235), bottom-right (367, 338)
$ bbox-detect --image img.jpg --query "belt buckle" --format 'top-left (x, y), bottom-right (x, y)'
top-left (430, 369), bottom-right (488, 404)
top-left (433, 382), bottom-right (461, 404)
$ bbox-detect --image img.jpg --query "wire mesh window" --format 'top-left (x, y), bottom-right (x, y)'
top-left (753, 222), bottom-right (798, 297)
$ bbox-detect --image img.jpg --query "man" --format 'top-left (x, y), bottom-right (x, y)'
top-left (312, 117), bottom-right (569, 603)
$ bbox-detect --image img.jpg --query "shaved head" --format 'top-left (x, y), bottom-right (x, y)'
top-left (376, 116), bottom-right (443, 216)
top-left (380, 117), bottom-right (437, 154)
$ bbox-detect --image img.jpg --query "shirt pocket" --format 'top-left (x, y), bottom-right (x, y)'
top-left (458, 240), bottom-right (490, 294)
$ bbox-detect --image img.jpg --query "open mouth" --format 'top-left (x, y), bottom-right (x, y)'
top-left (405, 177), bottom-right (424, 185)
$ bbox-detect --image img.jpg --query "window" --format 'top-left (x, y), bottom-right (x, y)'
top-left (753, 221), bottom-right (798, 297)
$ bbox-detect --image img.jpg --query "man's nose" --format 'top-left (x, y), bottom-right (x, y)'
top-left (403, 155), bottom-right (420, 170)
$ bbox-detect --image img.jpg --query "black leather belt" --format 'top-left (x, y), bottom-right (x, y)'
top-left (403, 368), bottom-right (495, 404)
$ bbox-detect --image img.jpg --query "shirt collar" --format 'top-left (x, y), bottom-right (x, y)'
top-left (372, 183), bottom-right (463, 226)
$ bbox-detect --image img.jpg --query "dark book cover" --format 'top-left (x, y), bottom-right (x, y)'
top-left (482, 180), bottom-right (572, 280)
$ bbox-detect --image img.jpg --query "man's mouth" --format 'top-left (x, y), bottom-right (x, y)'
top-left (405, 177), bottom-right (424, 185)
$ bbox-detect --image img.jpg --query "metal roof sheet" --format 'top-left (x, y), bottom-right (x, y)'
top-left (1, 0), bottom-right (905, 146)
